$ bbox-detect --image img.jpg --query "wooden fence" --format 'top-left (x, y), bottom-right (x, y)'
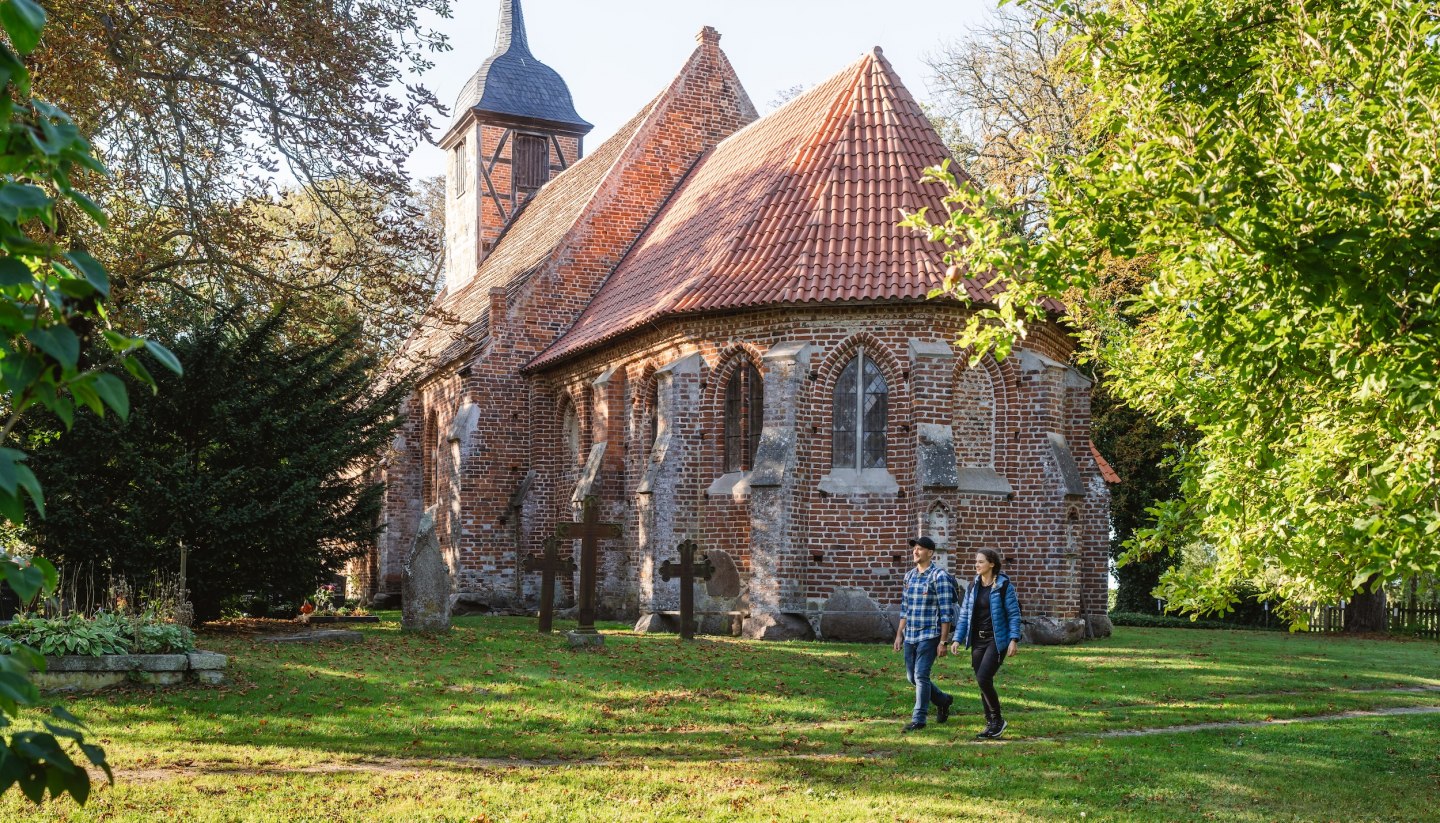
top-left (1302, 602), bottom-right (1440, 639)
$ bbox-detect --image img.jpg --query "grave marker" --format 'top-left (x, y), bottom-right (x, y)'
top-left (659, 538), bottom-right (716, 640)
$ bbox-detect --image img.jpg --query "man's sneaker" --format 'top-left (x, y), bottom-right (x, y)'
top-left (974, 725), bottom-right (992, 739)
top-left (902, 721), bottom-right (926, 733)
top-left (936, 697), bottom-right (953, 724)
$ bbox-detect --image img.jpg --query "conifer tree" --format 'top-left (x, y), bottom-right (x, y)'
top-left (22, 311), bottom-right (410, 621)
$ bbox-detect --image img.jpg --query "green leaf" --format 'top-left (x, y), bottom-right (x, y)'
top-left (24, 325), bottom-right (79, 369)
top-left (0, 0), bottom-right (46, 56)
top-left (0, 256), bottom-right (31, 286)
top-left (0, 182), bottom-right (49, 214)
top-left (91, 372), bottom-right (129, 420)
top-left (145, 339), bottom-right (183, 375)
top-left (122, 355), bottom-right (155, 390)
top-left (62, 250), bottom-right (109, 297)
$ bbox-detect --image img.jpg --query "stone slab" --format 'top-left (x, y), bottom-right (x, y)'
top-left (566, 630), bottom-right (605, 649)
top-left (258, 630), bottom-right (365, 644)
top-left (1046, 433), bottom-right (1086, 497)
top-left (956, 467), bottom-right (1014, 496)
top-left (402, 507), bottom-right (452, 632)
top-left (820, 589), bottom-right (895, 643)
top-left (44, 654), bottom-right (188, 673)
top-left (187, 651), bottom-right (227, 670)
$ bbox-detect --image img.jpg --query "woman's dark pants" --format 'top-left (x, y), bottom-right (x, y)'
top-left (971, 640), bottom-right (1005, 721)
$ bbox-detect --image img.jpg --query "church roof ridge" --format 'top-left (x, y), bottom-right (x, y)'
top-left (452, 0), bottom-right (592, 132)
top-left (531, 48), bottom-right (990, 371)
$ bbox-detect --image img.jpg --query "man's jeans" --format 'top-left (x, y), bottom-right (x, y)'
top-left (903, 636), bottom-right (950, 724)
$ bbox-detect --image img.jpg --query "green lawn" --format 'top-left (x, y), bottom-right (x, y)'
top-left (5, 618), bottom-right (1438, 821)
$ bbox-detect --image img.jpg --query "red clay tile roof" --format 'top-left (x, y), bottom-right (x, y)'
top-left (532, 48), bottom-right (990, 369)
top-left (1090, 441), bottom-right (1121, 484)
top-left (398, 98), bottom-right (659, 370)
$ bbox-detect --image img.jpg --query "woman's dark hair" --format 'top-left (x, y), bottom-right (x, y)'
top-left (976, 548), bottom-right (1004, 572)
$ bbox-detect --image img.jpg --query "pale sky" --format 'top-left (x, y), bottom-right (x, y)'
top-left (407, 0), bottom-right (995, 179)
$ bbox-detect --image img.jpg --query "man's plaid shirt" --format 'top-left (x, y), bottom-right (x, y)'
top-left (900, 563), bottom-right (955, 643)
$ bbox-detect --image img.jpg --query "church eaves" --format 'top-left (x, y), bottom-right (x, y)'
top-left (452, 0), bottom-right (592, 133)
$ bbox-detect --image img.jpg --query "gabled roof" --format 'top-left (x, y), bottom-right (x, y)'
top-left (532, 48), bottom-right (991, 370)
top-left (400, 99), bottom-right (656, 369)
top-left (453, 0), bottom-right (591, 132)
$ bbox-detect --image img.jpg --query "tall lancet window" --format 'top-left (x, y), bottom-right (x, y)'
top-left (723, 363), bottom-right (763, 473)
top-left (454, 139), bottom-right (467, 196)
top-left (832, 351), bottom-right (888, 470)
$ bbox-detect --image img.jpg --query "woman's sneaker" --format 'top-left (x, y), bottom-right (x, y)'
top-left (980, 718), bottom-right (1008, 739)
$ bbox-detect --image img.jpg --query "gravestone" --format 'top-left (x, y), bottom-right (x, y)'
top-left (556, 495), bottom-right (620, 648)
top-left (401, 508), bottom-right (451, 633)
top-left (523, 535), bottom-right (574, 634)
top-left (658, 539), bottom-right (715, 640)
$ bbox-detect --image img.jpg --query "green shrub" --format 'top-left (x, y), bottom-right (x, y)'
top-left (131, 621), bottom-right (195, 654)
top-left (0, 611), bottom-right (197, 656)
top-left (0, 613), bottom-right (130, 656)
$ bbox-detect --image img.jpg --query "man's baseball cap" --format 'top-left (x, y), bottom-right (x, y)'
top-left (907, 536), bottom-right (938, 551)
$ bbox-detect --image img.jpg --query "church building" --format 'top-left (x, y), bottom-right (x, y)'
top-left (361, 0), bottom-right (1117, 642)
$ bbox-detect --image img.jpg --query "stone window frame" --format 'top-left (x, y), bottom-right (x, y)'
top-left (558, 395), bottom-right (582, 471)
top-left (816, 335), bottom-right (902, 496)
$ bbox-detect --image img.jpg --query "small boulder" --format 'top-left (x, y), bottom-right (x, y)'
top-left (819, 589), bottom-right (894, 643)
top-left (741, 612), bottom-right (815, 641)
top-left (369, 592), bottom-right (401, 610)
top-left (1085, 613), bottom-right (1113, 639)
top-left (633, 613), bottom-right (679, 634)
top-left (1022, 616), bottom-right (1087, 645)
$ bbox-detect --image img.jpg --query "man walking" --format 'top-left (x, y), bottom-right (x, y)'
top-left (893, 536), bottom-right (956, 732)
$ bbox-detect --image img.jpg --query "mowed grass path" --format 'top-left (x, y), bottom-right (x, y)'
top-left (5, 618), bottom-right (1438, 821)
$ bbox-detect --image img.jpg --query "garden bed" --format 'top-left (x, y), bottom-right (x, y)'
top-left (32, 651), bottom-right (227, 692)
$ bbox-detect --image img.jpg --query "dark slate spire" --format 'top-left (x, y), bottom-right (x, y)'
top-left (452, 0), bottom-right (592, 132)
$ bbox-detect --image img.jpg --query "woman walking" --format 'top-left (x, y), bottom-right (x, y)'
top-left (950, 548), bottom-right (1021, 739)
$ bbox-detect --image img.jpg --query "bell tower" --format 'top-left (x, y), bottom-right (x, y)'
top-left (440, 0), bottom-right (593, 289)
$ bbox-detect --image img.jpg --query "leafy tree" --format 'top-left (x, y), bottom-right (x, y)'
top-left (29, 0), bottom-right (450, 354)
top-left (0, 0), bottom-right (188, 803)
top-left (22, 311), bottom-right (411, 622)
top-left (907, 0), bottom-right (1440, 626)
top-left (926, 6), bottom-right (1195, 609)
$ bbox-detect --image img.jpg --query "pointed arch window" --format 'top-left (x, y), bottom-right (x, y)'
top-left (832, 350), bottom-right (888, 470)
top-left (560, 399), bottom-right (581, 469)
top-left (421, 409), bottom-right (439, 508)
top-left (454, 140), bottom-right (467, 196)
top-left (723, 363), bottom-right (764, 472)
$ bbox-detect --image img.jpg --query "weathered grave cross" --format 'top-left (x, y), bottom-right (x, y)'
top-left (556, 495), bottom-right (621, 636)
top-left (659, 538), bottom-right (716, 640)
top-left (522, 535), bottom-right (574, 634)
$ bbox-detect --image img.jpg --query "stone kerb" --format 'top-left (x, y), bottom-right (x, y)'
top-left (34, 651), bottom-right (228, 692)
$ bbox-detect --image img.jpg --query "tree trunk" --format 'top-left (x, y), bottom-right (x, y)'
top-left (1345, 574), bottom-right (1388, 634)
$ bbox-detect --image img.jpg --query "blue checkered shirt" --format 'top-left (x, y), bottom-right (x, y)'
top-left (900, 563), bottom-right (955, 643)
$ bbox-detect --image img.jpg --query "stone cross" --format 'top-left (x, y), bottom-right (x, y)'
top-left (659, 538), bottom-right (716, 640)
top-left (556, 495), bottom-right (621, 638)
top-left (522, 535), bottom-right (574, 634)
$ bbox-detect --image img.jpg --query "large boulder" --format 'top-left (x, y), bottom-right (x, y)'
top-left (1085, 613), bottom-right (1113, 639)
top-left (741, 612), bottom-right (815, 641)
top-left (819, 589), bottom-right (894, 643)
top-left (1022, 616), bottom-right (1087, 645)
top-left (401, 509), bottom-right (451, 633)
